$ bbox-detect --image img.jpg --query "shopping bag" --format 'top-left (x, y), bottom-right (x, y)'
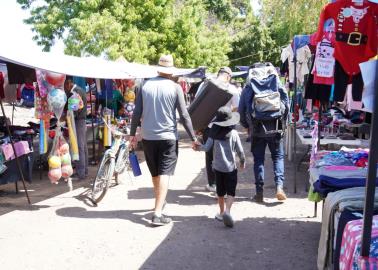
top-left (129, 151), bottom-right (142, 177)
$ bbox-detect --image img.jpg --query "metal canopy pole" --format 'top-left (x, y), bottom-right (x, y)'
top-left (0, 99), bottom-right (31, 204)
top-left (361, 62), bottom-right (378, 257)
top-left (89, 82), bottom-right (96, 165)
top-left (293, 45), bottom-right (298, 194)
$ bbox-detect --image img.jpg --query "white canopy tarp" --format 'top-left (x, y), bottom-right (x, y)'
top-left (0, 43), bottom-right (196, 79)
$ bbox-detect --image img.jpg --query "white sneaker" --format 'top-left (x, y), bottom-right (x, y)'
top-left (223, 213), bottom-right (234, 228)
top-left (215, 213), bottom-right (223, 221)
top-left (205, 184), bottom-right (216, 193)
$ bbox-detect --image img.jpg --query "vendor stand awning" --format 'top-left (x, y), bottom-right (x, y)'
top-left (0, 44), bottom-right (200, 79)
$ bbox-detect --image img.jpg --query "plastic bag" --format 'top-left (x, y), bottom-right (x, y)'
top-left (47, 124), bottom-right (73, 184)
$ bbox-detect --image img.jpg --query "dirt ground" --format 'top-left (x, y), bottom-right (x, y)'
top-left (0, 105), bottom-right (321, 270)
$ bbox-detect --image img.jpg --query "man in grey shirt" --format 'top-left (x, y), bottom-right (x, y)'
top-left (129, 54), bottom-right (197, 226)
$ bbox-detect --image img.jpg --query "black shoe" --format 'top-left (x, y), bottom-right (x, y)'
top-left (253, 192), bottom-right (264, 203)
top-left (151, 214), bottom-right (172, 226)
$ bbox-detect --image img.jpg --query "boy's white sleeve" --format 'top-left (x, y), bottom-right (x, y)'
top-left (199, 137), bottom-right (214, 152)
top-left (235, 133), bottom-right (245, 164)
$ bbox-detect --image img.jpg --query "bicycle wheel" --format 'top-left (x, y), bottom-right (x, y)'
top-left (114, 144), bottom-right (130, 175)
top-left (91, 155), bottom-right (115, 204)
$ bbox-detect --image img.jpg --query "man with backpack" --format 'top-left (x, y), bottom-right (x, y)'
top-left (238, 63), bottom-right (289, 203)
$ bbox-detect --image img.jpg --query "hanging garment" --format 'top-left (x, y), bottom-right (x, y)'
top-left (305, 56), bottom-right (333, 101)
top-left (360, 59), bottom-right (377, 113)
top-left (333, 60), bottom-right (364, 101)
top-left (281, 44), bottom-right (312, 84)
top-left (340, 84), bottom-right (363, 111)
top-left (313, 37), bottom-right (336, 86)
top-left (315, 0), bottom-right (378, 76)
top-left (0, 72), bottom-right (4, 99)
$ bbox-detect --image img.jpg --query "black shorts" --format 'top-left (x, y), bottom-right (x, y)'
top-left (142, 140), bottom-right (178, 177)
top-left (214, 169), bottom-right (238, 197)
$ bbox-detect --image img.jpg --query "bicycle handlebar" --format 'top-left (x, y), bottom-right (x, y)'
top-left (102, 117), bottom-right (129, 138)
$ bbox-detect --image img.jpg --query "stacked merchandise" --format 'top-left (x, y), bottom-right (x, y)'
top-left (309, 147), bottom-right (375, 201)
top-left (317, 187), bottom-right (378, 270)
top-left (310, 1), bottom-right (378, 269)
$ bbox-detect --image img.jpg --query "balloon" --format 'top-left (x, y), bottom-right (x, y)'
top-left (125, 90), bottom-right (135, 102)
top-left (126, 80), bottom-right (135, 88)
top-left (48, 168), bottom-right (62, 183)
top-left (61, 153), bottom-right (71, 165)
top-left (61, 165), bottom-right (73, 178)
top-left (48, 155), bottom-right (61, 169)
top-left (59, 143), bottom-right (70, 155)
top-left (125, 102), bottom-right (135, 113)
top-left (67, 92), bottom-right (83, 111)
top-left (47, 88), bottom-right (67, 113)
top-left (45, 72), bottom-right (66, 87)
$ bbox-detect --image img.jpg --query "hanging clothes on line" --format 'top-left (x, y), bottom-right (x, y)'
top-left (281, 44), bottom-right (312, 85)
top-left (313, 0), bottom-right (378, 102)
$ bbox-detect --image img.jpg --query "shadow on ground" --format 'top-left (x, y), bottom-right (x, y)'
top-left (55, 203), bottom-right (319, 270)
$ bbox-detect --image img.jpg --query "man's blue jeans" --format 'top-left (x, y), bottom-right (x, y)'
top-left (251, 136), bottom-right (285, 192)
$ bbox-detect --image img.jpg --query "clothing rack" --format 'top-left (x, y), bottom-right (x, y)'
top-left (361, 62), bottom-right (378, 256)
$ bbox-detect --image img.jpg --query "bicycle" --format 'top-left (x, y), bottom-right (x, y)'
top-left (91, 118), bottom-right (131, 204)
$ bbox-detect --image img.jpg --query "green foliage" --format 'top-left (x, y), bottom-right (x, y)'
top-left (17, 0), bottom-right (230, 69)
top-left (229, 0), bottom-right (328, 66)
top-left (261, 0), bottom-right (328, 47)
top-left (18, 0), bottom-right (329, 70)
top-left (228, 14), bottom-right (279, 67)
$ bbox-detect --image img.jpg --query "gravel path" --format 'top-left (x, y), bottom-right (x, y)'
top-left (0, 115), bottom-right (321, 270)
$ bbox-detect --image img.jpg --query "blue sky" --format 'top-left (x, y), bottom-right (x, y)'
top-left (0, 0), bottom-right (261, 54)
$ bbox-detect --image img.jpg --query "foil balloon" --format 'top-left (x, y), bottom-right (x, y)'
top-left (45, 72), bottom-right (66, 87)
top-left (125, 102), bottom-right (135, 113)
top-left (35, 69), bottom-right (50, 98)
top-left (125, 90), bottom-right (135, 102)
top-left (47, 88), bottom-right (67, 118)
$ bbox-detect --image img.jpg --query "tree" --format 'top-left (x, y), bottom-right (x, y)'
top-left (228, 15), bottom-right (279, 67)
top-left (228, 0), bottom-right (329, 65)
top-left (17, 0), bottom-right (231, 69)
top-left (260, 0), bottom-right (328, 47)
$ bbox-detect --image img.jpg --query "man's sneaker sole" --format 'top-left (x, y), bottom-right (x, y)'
top-left (151, 215), bottom-right (172, 226)
top-left (223, 213), bottom-right (234, 228)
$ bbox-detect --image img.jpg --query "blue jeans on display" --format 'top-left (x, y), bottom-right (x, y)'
top-left (251, 136), bottom-right (285, 192)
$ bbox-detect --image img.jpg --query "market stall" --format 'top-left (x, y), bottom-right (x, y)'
top-left (292, 0), bottom-right (378, 269)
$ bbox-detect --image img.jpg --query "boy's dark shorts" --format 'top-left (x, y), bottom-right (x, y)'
top-left (214, 169), bottom-right (238, 197)
top-left (142, 139), bottom-right (178, 177)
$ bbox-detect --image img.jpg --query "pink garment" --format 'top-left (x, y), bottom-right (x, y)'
top-left (1, 141), bottom-right (31, 161)
top-left (1, 144), bottom-right (14, 161)
top-left (346, 84), bottom-right (363, 111)
top-left (324, 165), bottom-right (359, 171)
top-left (306, 99), bottom-right (312, 113)
top-left (359, 257), bottom-right (378, 270)
top-left (339, 216), bottom-right (378, 270)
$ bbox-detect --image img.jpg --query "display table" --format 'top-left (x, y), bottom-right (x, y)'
top-left (0, 153), bottom-right (33, 185)
top-left (296, 129), bottom-right (363, 147)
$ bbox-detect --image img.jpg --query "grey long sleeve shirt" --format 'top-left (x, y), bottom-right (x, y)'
top-left (130, 77), bottom-right (196, 141)
top-left (200, 129), bottom-right (245, 173)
